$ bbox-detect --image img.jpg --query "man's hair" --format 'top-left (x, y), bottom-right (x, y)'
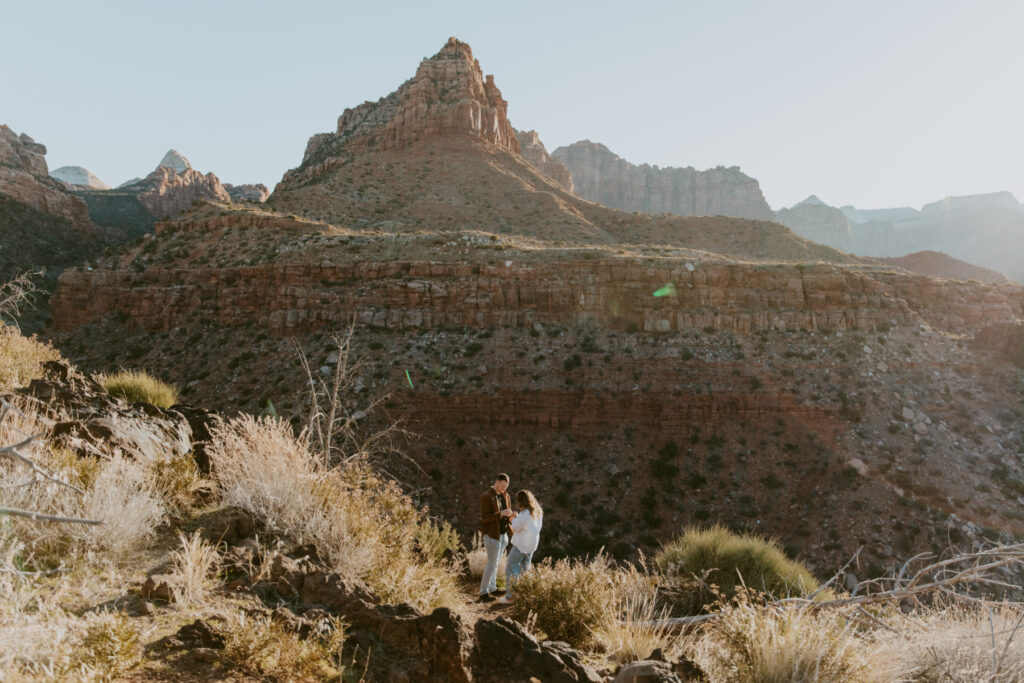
top-left (495, 473), bottom-right (510, 483)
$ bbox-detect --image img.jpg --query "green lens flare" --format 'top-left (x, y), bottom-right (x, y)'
top-left (653, 283), bottom-right (677, 297)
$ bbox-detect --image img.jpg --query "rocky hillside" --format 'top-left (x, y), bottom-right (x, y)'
top-left (879, 251), bottom-right (1011, 285)
top-left (551, 140), bottom-right (775, 221)
top-left (776, 193), bottom-right (1024, 282)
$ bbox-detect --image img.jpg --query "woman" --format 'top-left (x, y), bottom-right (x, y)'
top-left (499, 490), bottom-right (543, 604)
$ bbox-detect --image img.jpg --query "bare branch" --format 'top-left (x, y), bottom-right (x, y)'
top-left (0, 507), bottom-right (102, 525)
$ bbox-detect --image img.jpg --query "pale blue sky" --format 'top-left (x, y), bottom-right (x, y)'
top-left (4, 0), bottom-right (1022, 210)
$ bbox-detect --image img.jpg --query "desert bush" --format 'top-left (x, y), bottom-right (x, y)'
top-left (509, 554), bottom-right (615, 649)
top-left (691, 590), bottom-right (879, 682)
top-left (99, 369), bottom-right (179, 409)
top-left (0, 326), bottom-right (59, 392)
top-left (66, 611), bottom-right (142, 679)
top-left (868, 604), bottom-right (1024, 681)
top-left (207, 414), bottom-right (461, 612)
top-left (218, 611), bottom-right (345, 680)
top-left (414, 517), bottom-right (463, 564)
top-left (655, 525), bottom-right (818, 615)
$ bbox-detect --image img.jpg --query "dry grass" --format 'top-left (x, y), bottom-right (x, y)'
top-left (691, 590), bottom-right (882, 682)
top-left (99, 369), bottom-right (179, 409)
top-left (207, 414), bottom-right (462, 613)
top-left (869, 604), bottom-right (1024, 681)
top-left (217, 611), bottom-right (346, 681)
top-left (169, 531), bottom-right (218, 607)
top-left (0, 326), bottom-right (59, 392)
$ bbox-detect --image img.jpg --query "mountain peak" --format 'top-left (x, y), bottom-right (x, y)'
top-left (793, 194), bottom-right (828, 209)
top-left (157, 149), bottom-right (192, 173)
top-left (279, 38), bottom-right (520, 189)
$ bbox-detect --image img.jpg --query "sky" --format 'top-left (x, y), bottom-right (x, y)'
top-left (4, 0), bottom-right (1022, 210)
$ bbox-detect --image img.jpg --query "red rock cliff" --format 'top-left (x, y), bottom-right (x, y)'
top-left (278, 37), bottom-right (521, 189)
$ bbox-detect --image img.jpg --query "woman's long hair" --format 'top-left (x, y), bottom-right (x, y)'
top-left (515, 490), bottom-right (543, 520)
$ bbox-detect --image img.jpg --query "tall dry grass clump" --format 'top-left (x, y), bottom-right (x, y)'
top-left (168, 531), bottom-right (218, 607)
top-left (868, 604), bottom-right (1024, 681)
top-left (656, 525), bottom-right (819, 615)
top-left (99, 369), bottom-right (179, 409)
top-left (0, 326), bottom-right (59, 392)
top-left (691, 590), bottom-right (881, 682)
top-left (206, 414), bottom-right (460, 612)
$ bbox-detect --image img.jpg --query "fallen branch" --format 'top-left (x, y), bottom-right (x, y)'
top-left (0, 506), bottom-right (102, 525)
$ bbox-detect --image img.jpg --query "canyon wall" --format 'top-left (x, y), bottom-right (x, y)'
top-left (52, 257), bottom-right (1024, 337)
top-left (551, 140), bottom-right (774, 220)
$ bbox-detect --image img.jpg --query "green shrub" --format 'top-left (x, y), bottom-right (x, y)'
top-left (509, 555), bottom-right (615, 649)
top-left (655, 525), bottom-right (818, 615)
top-left (100, 370), bottom-right (179, 409)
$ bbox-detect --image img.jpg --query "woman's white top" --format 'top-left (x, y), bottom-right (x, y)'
top-left (510, 510), bottom-right (542, 554)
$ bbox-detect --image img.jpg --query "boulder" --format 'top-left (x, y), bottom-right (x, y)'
top-left (471, 616), bottom-right (601, 683)
top-left (612, 660), bottom-right (683, 683)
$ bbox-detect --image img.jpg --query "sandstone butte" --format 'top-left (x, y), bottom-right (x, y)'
top-left (48, 37), bottom-right (1024, 570)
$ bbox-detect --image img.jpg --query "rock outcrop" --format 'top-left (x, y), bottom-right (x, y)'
top-left (551, 140), bottom-right (774, 220)
top-left (49, 165), bottom-right (110, 190)
top-left (134, 163), bottom-right (230, 219)
top-left (514, 129), bottom-right (573, 192)
top-left (157, 149), bottom-right (191, 173)
top-left (279, 37), bottom-right (520, 190)
top-left (0, 125), bottom-right (94, 233)
top-left (224, 183), bottom-right (269, 203)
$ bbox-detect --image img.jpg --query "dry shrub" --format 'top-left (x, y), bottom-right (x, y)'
top-left (869, 604), bottom-right (1024, 681)
top-left (656, 525), bottom-right (819, 615)
top-left (99, 369), bottom-right (179, 409)
top-left (66, 611), bottom-right (142, 680)
top-left (691, 590), bottom-right (880, 682)
top-left (0, 399), bottom-right (164, 564)
top-left (169, 531), bottom-right (218, 607)
top-left (0, 326), bottom-right (59, 392)
top-left (218, 611), bottom-right (345, 681)
top-left (207, 414), bottom-right (461, 612)
top-left (509, 554), bottom-right (615, 649)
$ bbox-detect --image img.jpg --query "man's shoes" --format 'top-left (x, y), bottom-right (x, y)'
top-left (479, 593), bottom-right (496, 603)
top-left (489, 589), bottom-right (504, 597)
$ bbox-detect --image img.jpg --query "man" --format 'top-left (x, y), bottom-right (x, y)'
top-left (479, 473), bottom-right (514, 601)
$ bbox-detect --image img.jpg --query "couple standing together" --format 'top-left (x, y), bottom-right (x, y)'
top-left (478, 473), bottom-right (543, 604)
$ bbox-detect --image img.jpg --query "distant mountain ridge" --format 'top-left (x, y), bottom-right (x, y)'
top-left (775, 192), bottom-right (1024, 282)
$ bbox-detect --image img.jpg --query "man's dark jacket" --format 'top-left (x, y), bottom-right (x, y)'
top-left (479, 487), bottom-right (512, 540)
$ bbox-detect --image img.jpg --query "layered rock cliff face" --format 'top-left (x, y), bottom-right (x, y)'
top-left (52, 249), bottom-right (1024, 338)
top-left (224, 183), bottom-right (269, 203)
top-left (278, 37), bottom-right (520, 190)
top-left (879, 251), bottom-right (1010, 285)
top-left (514, 129), bottom-right (573, 192)
top-left (551, 140), bottom-right (775, 220)
top-left (134, 164), bottom-right (230, 219)
top-left (0, 125), bottom-right (94, 233)
top-left (777, 193), bottom-right (1024, 282)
